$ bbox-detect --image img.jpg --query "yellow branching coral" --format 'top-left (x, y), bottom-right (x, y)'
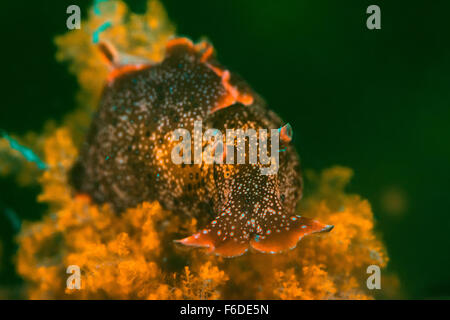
top-left (6, 0), bottom-right (397, 300)
top-left (16, 129), bottom-right (228, 299)
top-left (15, 131), bottom-right (390, 299)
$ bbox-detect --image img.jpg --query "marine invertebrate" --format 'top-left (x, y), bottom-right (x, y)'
top-left (0, 0), bottom-right (393, 299)
top-left (72, 35), bottom-right (333, 257)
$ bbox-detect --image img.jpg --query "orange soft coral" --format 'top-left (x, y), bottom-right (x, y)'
top-left (15, 130), bottom-right (390, 299)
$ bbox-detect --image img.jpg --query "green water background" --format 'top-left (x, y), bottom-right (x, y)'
top-left (0, 0), bottom-right (449, 299)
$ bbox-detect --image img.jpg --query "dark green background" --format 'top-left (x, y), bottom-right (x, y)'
top-left (0, 0), bottom-right (449, 299)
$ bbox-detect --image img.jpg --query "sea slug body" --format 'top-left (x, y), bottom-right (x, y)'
top-left (70, 38), bottom-right (333, 257)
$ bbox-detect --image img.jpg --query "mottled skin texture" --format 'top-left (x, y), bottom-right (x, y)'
top-left (71, 38), bottom-right (332, 257)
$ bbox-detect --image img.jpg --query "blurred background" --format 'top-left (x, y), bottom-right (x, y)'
top-left (0, 0), bottom-right (449, 299)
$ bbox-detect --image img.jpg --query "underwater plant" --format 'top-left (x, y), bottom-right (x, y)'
top-left (0, 0), bottom-right (395, 299)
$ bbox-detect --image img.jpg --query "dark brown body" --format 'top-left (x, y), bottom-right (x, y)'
top-left (71, 38), bottom-right (331, 257)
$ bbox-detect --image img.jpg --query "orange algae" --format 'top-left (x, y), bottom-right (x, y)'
top-left (0, 0), bottom-right (396, 299)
